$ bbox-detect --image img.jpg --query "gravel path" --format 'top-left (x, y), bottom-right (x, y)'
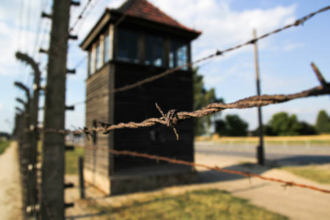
top-left (0, 142), bottom-right (23, 220)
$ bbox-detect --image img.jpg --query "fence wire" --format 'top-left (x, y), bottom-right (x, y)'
top-left (44, 62), bottom-right (330, 140)
top-left (70, 5), bottom-right (330, 106)
top-left (76, 145), bottom-right (330, 194)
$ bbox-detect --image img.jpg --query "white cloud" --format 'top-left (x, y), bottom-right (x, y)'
top-left (0, 21), bottom-right (48, 76)
top-left (0, 0), bottom-right (51, 76)
top-left (0, 0), bottom-right (302, 130)
top-left (108, 0), bottom-right (125, 9)
top-left (283, 42), bottom-right (305, 51)
top-left (0, 102), bottom-right (3, 110)
top-left (203, 60), bottom-right (254, 87)
top-left (144, 0), bottom-right (298, 101)
top-left (149, 0), bottom-right (296, 58)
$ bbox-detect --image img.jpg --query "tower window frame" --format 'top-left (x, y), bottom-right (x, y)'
top-left (95, 42), bottom-right (102, 70)
top-left (116, 28), bottom-right (139, 63)
top-left (89, 48), bottom-right (95, 76)
top-left (104, 31), bottom-right (110, 63)
top-left (144, 34), bottom-right (164, 67)
top-left (169, 41), bottom-right (188, 70)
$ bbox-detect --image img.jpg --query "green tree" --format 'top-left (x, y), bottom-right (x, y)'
top-left (297, 121), bottom-right (316, 135)
top-left (315, 110), bottom-right (330, 134)
top-left (252, 124), bottom-right (276, 136)
top-left (269, 112), bottom-right (302, 136)
top-left (261, 112), bottom-right (316, 136)
top-left (193, 67), bottom-right (223, 136)
top-left (215, 114), bottom-right (248, 137)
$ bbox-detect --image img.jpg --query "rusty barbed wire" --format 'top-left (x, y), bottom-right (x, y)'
top-left (44, 62), bottom-right (330, 139)
top-left (76, 145), bottom-right (330, 194)
top-left (70, 5), bottom-right (330, 106)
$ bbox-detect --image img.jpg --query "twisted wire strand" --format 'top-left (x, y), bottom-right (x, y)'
top-left (44, 77), bottom-right (330, 137)
top-left (70, 5), bottom-right (330, 106)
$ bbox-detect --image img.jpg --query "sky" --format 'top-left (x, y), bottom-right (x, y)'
top-left (0, 0), bottom-right (330, 133)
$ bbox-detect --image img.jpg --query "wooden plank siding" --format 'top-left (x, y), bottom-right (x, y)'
top-left (85, 64), bottom-right (111, 177)
top-left (85, 62), bottom-right (194, 182)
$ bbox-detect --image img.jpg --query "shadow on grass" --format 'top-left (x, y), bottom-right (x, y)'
top-left (66, 154), bottom-right (329, 219)
top-left (274, 155), bottom-right (330, 165)
top-left (196, 154), bottom-right (330, 192)
top-left (66, 195), bottom-right (196, 219)
top-left (66, 189), bottom-right (288, 220)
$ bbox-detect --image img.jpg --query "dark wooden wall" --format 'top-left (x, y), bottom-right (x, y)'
top-left (113, 61), bottom-right (194, 173)
top-left (85, 60), bottom-right (194, 178)
top-left (85, 64), bottom-right (111, 177)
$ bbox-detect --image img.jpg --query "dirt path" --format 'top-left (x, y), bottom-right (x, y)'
top-left (0, 142), bottom-right (23, 220)
top-left (196, 153), bottom-right (330, 220)
top-left (65, 153), bottom-right (330, 220)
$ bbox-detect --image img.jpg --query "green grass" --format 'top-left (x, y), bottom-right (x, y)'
top-left (281, 165), bottom-right (330, 185)
top-left (90, 189), bottom-right (288, 220)
top-left (0, 141), bottom-right (11, 155)
top-left (215, 140), bottom-right (330, 145)
top-left (65, 147), bottom-right (84, 174)
top-left (37, 141), bottom-right (84, 175)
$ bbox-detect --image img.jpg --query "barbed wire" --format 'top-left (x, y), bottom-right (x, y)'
top-left (74, 0), bottom-right (105, 35)
top-left (26, 0), bottom-right (32, 55)
top-left (73, 55), bottom-right (88, 69)
top-left (70, 0), bottom-right (94, 33)
top-left (44, 62), bottom-right (330, 140)
top-left (16, 0), bottom-right (24, 51)
top-left (76, 145), bottom-right (330, 194)
top-left (33, 0), bottom-right (48, 60)
top-left (70, 5), bottom-right (330, 106)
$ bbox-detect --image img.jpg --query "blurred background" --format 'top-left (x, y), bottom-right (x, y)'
top-left (1, 0), bottom-right (330, 220)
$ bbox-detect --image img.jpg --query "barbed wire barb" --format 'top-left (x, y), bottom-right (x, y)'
top-left (44, 63), bottom-right (330, 137)
top-left (155, 103), bottom-right (180, 140)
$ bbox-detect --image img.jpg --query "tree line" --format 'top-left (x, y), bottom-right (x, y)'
top-left (193, 68), bottom-right (330, 137)
top-left (250, 110), bottom-right (330, 136)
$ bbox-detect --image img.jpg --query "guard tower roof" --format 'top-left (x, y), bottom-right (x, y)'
top-left (80, 0), bottom-right (201, 50)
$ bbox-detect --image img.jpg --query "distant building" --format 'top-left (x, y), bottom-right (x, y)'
top-left (0, 132), bottom-right (10, 141)
top-left (80, 0), bottom-right (201, 195)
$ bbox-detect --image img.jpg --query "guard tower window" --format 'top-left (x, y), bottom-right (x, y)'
top-left (145, 35), bottom-right (164, 67)
top-left (96, 43), bottom-right (101, 70)
top-left (104, 33), bottom-right (110, 63)
top-left (117, 29), bottom-right (139, 63)
top-left (169, 41), bottom-right (188, 69)
top-left (89, 50), bottom-right (95, 75)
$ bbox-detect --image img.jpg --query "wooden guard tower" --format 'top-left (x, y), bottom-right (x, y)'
top-left (80, 0), bottom-right (201, 195)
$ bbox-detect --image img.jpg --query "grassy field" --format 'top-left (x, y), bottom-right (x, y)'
top-left (196, 134), bottom-right (330, 145)
top-left (90, 189), bottom-right (288, 220)
top-left (281, 165), bottom-right (330, 185)
top-left (37, 141), bottom-right (84, 175)
top-left (0, 141), bottom-right (11, 155)
top-left (65, 147), bottom-right (84, 174)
